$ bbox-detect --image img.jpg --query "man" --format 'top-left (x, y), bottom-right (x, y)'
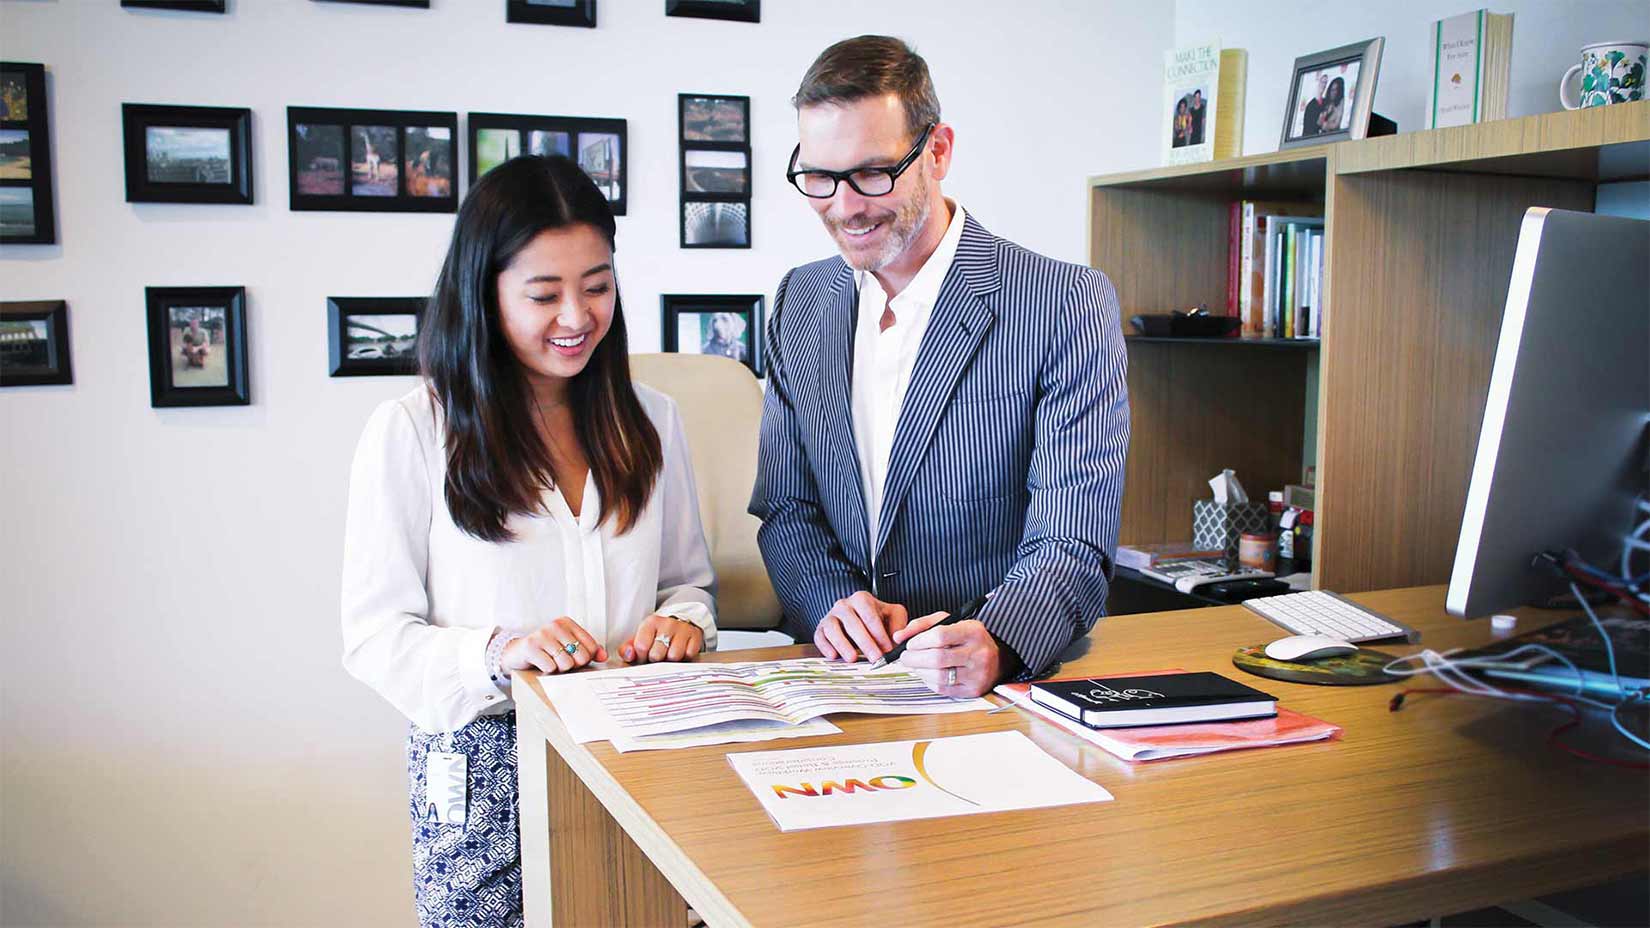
top-left (1301, 73), bottom-right (1328, 137)
top-left (180, 316), bottom-right (210, 369)
top-left (749, 36), bottom-right (1129, 697)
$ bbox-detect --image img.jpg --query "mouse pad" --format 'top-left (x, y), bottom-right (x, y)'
top-left (1232, 645), bottom-right (1401, 686)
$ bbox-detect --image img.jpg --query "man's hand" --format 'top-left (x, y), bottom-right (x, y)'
top-left (813, 591), bottom-right (909, 664)
top-left (896, 614), bottom-right (1002, 697)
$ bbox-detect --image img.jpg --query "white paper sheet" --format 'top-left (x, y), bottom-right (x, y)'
top-left (726, 730), bottom-right (1114, 831)
top-left (611, 716), bottom-right (840, 753)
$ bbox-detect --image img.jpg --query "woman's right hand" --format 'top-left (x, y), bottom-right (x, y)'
top-left (501, 617), bottom-right (608, 674)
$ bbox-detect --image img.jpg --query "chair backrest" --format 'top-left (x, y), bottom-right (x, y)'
top-left (630, 353), bottom-right (781, 631)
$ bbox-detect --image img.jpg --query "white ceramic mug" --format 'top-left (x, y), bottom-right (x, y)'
top-left (1559, 40), bottom-right (1649, 109)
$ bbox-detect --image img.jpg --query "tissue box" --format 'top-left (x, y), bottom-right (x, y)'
top-left (1192, 500), bottom-right (1272, 562)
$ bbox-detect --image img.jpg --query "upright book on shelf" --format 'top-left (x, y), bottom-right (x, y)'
top-left (1162, 43), bottom-right (1247, 166)
top-left (1241, 201), bottom-right (1320, 337)
top-left (1429, 9), bottom-right (1515, 128)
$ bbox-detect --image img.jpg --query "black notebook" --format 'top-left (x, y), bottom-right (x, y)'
top-left (1028, 672), bottom-right (1277, 728)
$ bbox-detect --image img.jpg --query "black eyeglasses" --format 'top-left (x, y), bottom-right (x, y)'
top-left (785, 122), bottom-right (936, 198)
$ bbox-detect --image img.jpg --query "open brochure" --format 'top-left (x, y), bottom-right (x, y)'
top-left (995, 669), bottom-right (1340, 761)
top-left (540, 658), bottom-right (991, 750)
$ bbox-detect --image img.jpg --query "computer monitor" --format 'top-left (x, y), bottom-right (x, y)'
top-left (1447, 208), bottom-right (1649, 619)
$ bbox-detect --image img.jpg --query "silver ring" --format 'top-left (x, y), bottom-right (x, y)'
top-left (946, 667), bottom-right (958, 687)
top-left (655, 634), bottom-right (672, 647)
top-left (562, 641), bottom-right (580, 656)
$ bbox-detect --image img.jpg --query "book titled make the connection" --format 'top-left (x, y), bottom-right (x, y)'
top-left (1030, 672), bottom-right (1276, 728)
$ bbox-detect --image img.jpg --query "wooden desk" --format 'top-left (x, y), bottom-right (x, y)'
top-left (513, 586), bottom-right (1649, 927)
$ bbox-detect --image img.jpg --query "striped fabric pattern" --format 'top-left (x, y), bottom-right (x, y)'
top-left (749, 213), bottom-right (1130, 678)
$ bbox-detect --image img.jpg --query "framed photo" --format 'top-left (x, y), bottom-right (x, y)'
top-left (145, 286), bottom-right (249, 407)
top-left (1279, 37), bottom-right (1385, 149)
top-left (121, 1), bottom-right (227, 11)
top-left (679, 93), bottom-right (748, 143)
top-left (287, 107), bottom-right (457, 212)
top-left (661, 294), bottom-right (764, 376)
top-left (468, 112), bottom-right (627, 215)
top-left (681, 199), bottom-right (750, 249)
top-left (681, 148), bottom-right (748, 195)
top-left (122, 104), bottom-right (252, 204)
top-left (314, 1), bottom-right (429, 6)
top-left (1, 62), bottom-right (56, 244)
top-left (507, 0), bottom-right (596, 28)
top-left (666, 0), bottom-right (759, 23)
top-left (327, 297), bottom-right (423, 377)
top-left (0, 300), bottom-right (71, 387)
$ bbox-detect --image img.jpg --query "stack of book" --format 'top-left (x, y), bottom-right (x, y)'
top-left (1228, 200), bottom-right (1326, 339)
top-left (1429, 9), bottom-right (1515, 129)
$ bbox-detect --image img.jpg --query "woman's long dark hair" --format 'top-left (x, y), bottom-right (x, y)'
top-left (419, 155), bottom-right (661, 542)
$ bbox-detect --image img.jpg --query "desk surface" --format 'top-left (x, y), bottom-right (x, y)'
top-left (515, 587), bottom-right (1649, 928)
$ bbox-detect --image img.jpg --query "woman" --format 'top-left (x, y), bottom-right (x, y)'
top-left (1317, 77), bottom-right (1347, 134)
top-left (341, 155), bottom-right (717, 927)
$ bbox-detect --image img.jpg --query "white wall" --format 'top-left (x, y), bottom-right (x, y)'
top-left (0, 2), bottom-right (1166, 925)
top-left (1174, 0), bottom-right (1650, 155)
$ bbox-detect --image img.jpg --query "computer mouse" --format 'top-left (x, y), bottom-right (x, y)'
top-left (1264, 635), bottom-right (1358, 662)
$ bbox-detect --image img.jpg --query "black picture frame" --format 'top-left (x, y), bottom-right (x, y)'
top-left (679, 93), bottom-right (749, 144)
top-left (468, 112), bottom-right (627, 216)
top-left (314, 0), bottom-right (429, 6)
top-left (1, 62), bottom-right (57, 245)
top-left (681, 147), bottom-right (749, 196)
top-left (122, 1), bottom-right (227, 11)
top-left (287, 107), bottom-right (458, 213)
top-left (145, 286), bottom-right (249, 407)
top-left (661, 294), bottom-right (764, 376)
top-left (0, 300), bottom-right (72, 387)
top-left (122, 104), bottom-right (253, 204)
top-left (327, 297), bottom-right (424, 377)
top-left (680, 199), bottom-right (751, 249)
top-left (507, 0), bottom-right (595, 27)
top-left (666, 0), bottom-right (758, 23)
top-left (1279, 37), bottom-right (1385, 150)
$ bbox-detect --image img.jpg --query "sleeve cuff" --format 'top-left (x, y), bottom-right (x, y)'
top-left (461, 625), bottom-right (509, 708)
top-left (656, 601), bottom-right (718, 651)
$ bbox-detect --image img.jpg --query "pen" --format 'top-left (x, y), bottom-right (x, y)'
top-left (869, 595), bottom-right (990, 669)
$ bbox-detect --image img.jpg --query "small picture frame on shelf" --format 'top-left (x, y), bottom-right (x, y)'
top-left (0, 300), bottom-right (71, 387)
top-left (679, 93), bottom-right (749, 143)
top-left (145, 286), bottom-right (249, 407)
top-left (468, 112), bottom-right (627, 215)
top-left (661, 294), bottom-right (764, 376)
top-left (122, 104), bottom-right (253, 204)
top-left (288, 107), bottom-right (457, 213)
top-left (506, 0), bottom-right (596, 28)
top-left (1278, 37), bottom-right (1385, 150)
top-left (327, 296), bottom-right (424, 377)
top-left (1, 61), bottom-right (56, 245)
top-left (666, 0), bottom-right (758, 23)
top-left (121, 0), bottom-right (227, 11)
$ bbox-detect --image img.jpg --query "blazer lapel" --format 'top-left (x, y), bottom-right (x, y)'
top-left (818, 262), bottom-right (872, 573)
top-left (873, 217), bottom-right (1002, 559)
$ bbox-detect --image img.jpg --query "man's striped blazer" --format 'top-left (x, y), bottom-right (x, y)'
top-left (748, 213), bottom-right (1130, 679)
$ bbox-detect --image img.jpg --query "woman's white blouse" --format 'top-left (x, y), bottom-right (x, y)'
top-left (341, 384), bottom-right (717, 734)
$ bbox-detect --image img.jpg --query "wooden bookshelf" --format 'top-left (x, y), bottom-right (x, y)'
top-left (1089, 101), bottom-right (1650, 597)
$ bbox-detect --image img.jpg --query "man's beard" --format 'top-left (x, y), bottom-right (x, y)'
top-left (826, 167), bottom-right (933, 273)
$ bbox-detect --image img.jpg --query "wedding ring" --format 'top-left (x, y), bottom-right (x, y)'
top-left (946, 667), bottom-right (958, 686)
top-left (655, 634), bottom-right (672, 647)
top-left (562, 642), bottom-right (580, 656)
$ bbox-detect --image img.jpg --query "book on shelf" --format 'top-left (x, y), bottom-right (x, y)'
top-left (1162, 43), bottom-right (1247, 166)
top-left (1029, 671), bottom-right (1278, 728)
top-left (1238, 201), bottom-right (1320, 337)
top-left (1116, 541), bottom-right (1226, 570)
top-left (995, 670), bottom-right (1341, 762)
top-left (1429, 9), bottom-right (1514, 129)
top-left (1263, 216), bottom-right (1323, 339)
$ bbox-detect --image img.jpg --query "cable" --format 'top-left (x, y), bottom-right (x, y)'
top-left (1388, 686), bottom-right (1650, 770)
top-left (1570, 581), bottom-right (1650, 752)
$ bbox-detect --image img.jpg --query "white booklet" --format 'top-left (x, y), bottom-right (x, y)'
top-left (727, 730), bottom-right (1114, 832)
top-left (539, 657), bottom-right (990, 746)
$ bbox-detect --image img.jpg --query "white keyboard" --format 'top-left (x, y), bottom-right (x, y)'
top-left (1242, 590), bottom-right (1420, 644)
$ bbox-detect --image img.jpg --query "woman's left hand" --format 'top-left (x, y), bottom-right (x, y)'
top-left (621, 614), bottom-right (705, 664)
